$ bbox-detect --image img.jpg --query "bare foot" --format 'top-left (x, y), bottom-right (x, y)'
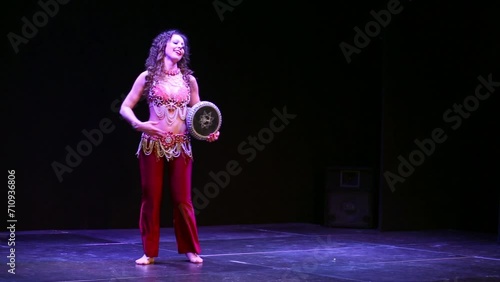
top-left (135, 254), bottom-right (155, 265)
top-left (186, 252), bottom-right (203, 263)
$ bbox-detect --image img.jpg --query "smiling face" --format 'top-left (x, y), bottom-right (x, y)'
top-left (164, 34), bottom-right (185, 63)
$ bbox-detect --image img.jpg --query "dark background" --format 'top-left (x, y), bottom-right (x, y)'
top-left (3, 1), bottom-right (499, 234)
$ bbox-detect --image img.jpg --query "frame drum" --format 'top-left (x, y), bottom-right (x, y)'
top-left (186, 101), bottom-right (222, 140)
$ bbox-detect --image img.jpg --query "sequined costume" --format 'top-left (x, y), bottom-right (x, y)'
top-left (136, 72), bottom-right (193, 160)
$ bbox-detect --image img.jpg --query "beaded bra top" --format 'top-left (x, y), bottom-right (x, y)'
top-left (147, 72), bottom-right (190, 125)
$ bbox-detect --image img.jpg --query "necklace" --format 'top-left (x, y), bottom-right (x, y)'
top-left (164, 68), bottom-right (180, 76)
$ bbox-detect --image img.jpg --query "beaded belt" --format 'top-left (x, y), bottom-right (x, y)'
top-left (136, 132), bottom-right (192, 161)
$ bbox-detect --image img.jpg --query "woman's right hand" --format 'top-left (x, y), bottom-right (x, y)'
top-left (134, 121), bottom-right (166, 138)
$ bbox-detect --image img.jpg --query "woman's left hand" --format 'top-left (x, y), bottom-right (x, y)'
top-left (207, 131), bottom-right (220, 142)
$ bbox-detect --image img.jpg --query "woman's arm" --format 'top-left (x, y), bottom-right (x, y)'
top-left (188, 75), bottom-right (201, 107)
top-left (188, 74), bottom-right (220, 142)
top-left (120, 71), bottom-right (148, 129)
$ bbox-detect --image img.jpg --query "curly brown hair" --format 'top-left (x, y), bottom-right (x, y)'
top-left (142, 29), bottom-right (193, 97)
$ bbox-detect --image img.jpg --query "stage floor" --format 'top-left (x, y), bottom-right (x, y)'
top-left (1, 223), bottom-right (499, 281)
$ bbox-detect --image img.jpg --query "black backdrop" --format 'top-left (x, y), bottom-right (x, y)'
top-left (3, 0), bottom-right (498, 233)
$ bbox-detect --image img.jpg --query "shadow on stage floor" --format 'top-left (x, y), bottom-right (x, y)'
top-left (1, 223), bottom-right (499, 282)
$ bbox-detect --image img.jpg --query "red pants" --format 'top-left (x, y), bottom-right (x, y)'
top-left (138, 151), bottom-right (201, 257)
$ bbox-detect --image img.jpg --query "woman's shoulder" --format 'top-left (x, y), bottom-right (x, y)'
top-left (187, 74), bottom-right (197, 83)
top-left (187, 74), bottom-right (198, 87)
top-left (139, 70), bottom-right (149, 78)
top-left (134, 70), bottom-right (149, 84)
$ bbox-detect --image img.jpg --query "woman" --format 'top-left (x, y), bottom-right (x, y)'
top-left (120, 29), bottom-right (219, 265)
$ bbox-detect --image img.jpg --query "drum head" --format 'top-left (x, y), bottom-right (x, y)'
top-left (186, 101), bottom-right (222, 140)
